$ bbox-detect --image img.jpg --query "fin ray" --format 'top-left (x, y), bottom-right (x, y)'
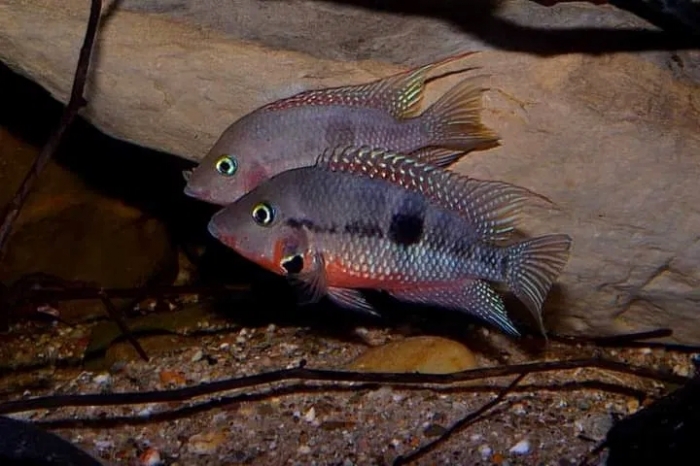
top-left (389, 279), bottom-right (520, 337)
top-left (505, 234), bottom-right (572, 337)
top-left (260, 52), bottom-right (479, 119)
top-left (420, 76), bottom-right (500, 152)
top-left (326, 287), bottom-right (381, 317)
top-left (408, 147), bottom-right (466, 168)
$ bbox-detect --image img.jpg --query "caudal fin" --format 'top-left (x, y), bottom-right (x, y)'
top-left (505, 234), bottom-right (572, 336)
top-left (421, 76), bottom-right (500, 153)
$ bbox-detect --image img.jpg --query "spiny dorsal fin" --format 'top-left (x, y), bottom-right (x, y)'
top-left (408, 147), bottom-right (466, 168)
top-left (260, 52), bottom-right (479, 119)
top-left (317, 146), bottom-right (551, 241)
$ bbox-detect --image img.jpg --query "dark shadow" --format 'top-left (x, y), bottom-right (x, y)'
top-left (314, 0), bottom-right (700, 55)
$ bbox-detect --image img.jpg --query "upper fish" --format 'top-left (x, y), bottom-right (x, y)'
top-left (184, 52), bottom-right (499, 205)
top-left (207, 146), bottom-right (572, 337)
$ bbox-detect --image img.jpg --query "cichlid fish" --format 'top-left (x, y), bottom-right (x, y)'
top-left (184, 52), bottom-right (499, 205)
top-left (207, 146), bottom-right (572, 337)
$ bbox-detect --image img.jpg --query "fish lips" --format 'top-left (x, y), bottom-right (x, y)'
top-left (207, 212), bottom-right (228, 240)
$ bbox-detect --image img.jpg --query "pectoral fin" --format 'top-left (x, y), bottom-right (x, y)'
top-left (327, 287), bottom-right (381, 317)
top-left (388, 279), bottom-right (520, 337)
top-left (285, 252), bottom-right (328, 305)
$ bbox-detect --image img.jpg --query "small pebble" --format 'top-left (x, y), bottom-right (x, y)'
top-left (190, 350), bottom-right (204, 363)
top-left (478, 444), bottom-right (492, 459)
top-left (298, 445), bottom-right (311, 455)
top-left (187, 431), bottom-right (226, 455)
top-left (93, 374), bottom-right (111, 385)
top-left (627, 398), bottom-right (640, 414)
top-left (509, 439), bottom-right (530, 455)
top-left (511, 403), bottom-right (526, 415)
top-left (303, 407), bottom-right (316, 423)
top-left (673, 364), bottom-right (690, 377)
top-left (139, 447), bottom-right (162, 466)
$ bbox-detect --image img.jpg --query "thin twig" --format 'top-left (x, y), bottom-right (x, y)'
top-left (24, 284), bottom-right (249, 302)
top-left (0, 0), bottom-right (103, 260)
top-left (0, 357), bottom-right (687, 415)
top-left (98, 291), bottom-right (149, 362)
top-left (393, 373), bottom-right (526, 465)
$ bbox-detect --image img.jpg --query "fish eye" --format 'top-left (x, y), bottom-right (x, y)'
top-left (252, 202), bottom-right (275, 226)
top-left (215, 155), bottom-right (238, 176)
top-left (280, 254), bottom-right (304, 275)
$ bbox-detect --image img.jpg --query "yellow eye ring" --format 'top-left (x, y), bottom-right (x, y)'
top-left (215, 155), bottom-right (238, 176)
top-left (252, 202), bottom-right (275, 226)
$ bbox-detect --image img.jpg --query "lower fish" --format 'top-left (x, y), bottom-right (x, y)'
top-left (207, 147), bottom-right (572, 337)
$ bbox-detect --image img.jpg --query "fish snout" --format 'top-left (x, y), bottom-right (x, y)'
top-left (183, 182), bottom-right (211, 200)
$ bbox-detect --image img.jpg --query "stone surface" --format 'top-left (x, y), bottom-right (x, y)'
top-left (0, 127), bottom-right (178, 322)
top-left (345, 336), bottom-right (478, 374)
top-left (1, 0), bottom-right (700, 342)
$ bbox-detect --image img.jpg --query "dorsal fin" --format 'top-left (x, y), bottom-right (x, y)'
top-left (316, 146), bottom-right (551, 241)
top-left (260, 52), bottom-right (479, 119)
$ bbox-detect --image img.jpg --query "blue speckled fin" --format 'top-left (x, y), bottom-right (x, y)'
top-left (505, 234), bottom-right (572, 338)
top-left (260, 52), bottom-right (479, 119)
top-left (389, 279), bottom-right (521, 337)
top-left (317, 146), bottom-right (552, 242)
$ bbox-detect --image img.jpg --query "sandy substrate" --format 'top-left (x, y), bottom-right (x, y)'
top-left (0, 307), bottom-right (693, 466)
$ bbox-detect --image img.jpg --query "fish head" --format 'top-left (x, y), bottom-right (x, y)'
top-left (207, 179), bottom-right (311, 277)
top-left (184, 122), bottom-right (271, 206)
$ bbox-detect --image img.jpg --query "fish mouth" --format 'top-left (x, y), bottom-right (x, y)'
top-left (183, 183), bottom-right (212, 201)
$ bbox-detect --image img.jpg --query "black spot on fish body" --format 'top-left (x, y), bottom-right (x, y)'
top-left (286, 218), bottom-right (336, 234)
top-left (281, 255), bottom-right (304, 274)
top-left (389, 196), bottom-right (426, 246)
top-left (344, 221), bottom-right (384, 239)
top-left (389, 213), bottom-right (424, 246)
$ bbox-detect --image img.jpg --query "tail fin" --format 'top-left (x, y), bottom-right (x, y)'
top-left (420, 76), bottom-right (500, 153)
top-left (505, 234), bottom-right (572, 337)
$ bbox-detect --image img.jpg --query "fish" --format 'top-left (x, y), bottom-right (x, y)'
top-left (206, 146), bottom-right (572, 337)
top-left (184, 51), bottom-right (499, 205)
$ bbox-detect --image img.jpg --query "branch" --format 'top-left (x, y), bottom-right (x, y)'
top-left (0, 357), bottom-right (688, 415)
top-left (0, 0), bottom-right (103, 260)
top-left (393, 373), bottom-right (526, 465)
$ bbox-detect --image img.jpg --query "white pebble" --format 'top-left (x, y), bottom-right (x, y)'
top-left (94, 439), bottom-right (114, 451)
top-left (509, 439), bottom-right (531, 455)
top-left (93, 374), bottom-right (111, 385)
top-left (298, 445), bottom-right (311, 455)
top-left (190, 350), bottom-right (204, 363)
top-left (303, 407), bottom-right (316, 423)
top-left (478, 444), bottom-right (492, 459)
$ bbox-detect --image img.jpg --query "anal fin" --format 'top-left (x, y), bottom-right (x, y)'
top-left (388, 279), bottom-right (520, 337)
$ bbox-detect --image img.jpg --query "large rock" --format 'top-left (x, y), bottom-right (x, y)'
top-left (1, 0), bottom-right (699, 342)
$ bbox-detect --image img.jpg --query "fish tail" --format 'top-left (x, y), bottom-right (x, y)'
top-left (504, 234), bottom-right (572, 336)
top-left (421, 76), bottom-right (499, 153)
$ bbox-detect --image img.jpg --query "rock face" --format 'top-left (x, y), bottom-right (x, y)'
top-left (0, 127), bottom-right (178, 323)
top-left (1, 0), bottom-right (700, 342)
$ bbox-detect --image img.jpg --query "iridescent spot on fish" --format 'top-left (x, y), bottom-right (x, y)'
top-left (388, 196), bottom-right (426, 246)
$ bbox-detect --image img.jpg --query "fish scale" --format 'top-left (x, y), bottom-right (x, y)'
top-left (208, 147), bottom-right (572, 337)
